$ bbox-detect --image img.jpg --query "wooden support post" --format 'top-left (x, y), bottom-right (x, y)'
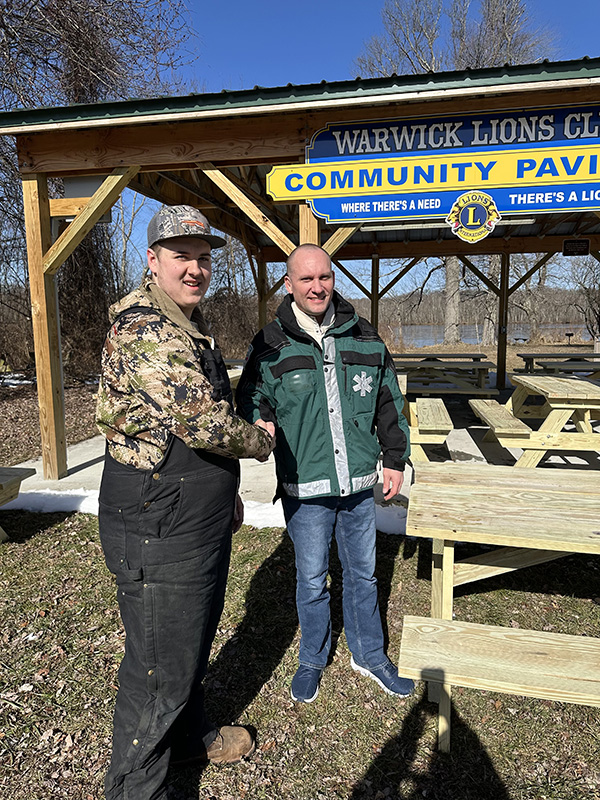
top-left (371, 252), bottom-right (380, 328)
top-left (430, 538), bottom-right (454, 749)
top-left (299, 203), bottom-right (319, 245)
top-left (497, 253), bottom-right (510, 390)
top-left (257, 253), bottom-right (268, 329)
top-left (22, 175), bottom-right (67, 480)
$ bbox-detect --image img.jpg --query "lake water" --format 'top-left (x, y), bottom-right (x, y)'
top-left (398, 323), bottom-right (592, 348)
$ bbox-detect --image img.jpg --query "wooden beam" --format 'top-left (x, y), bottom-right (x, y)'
top-left (497, 253), bottom-right (510, 390)
top-left (509, 252), bottom-right (555, 295)
top-left (200, 162), bottom-right (295, 255)
top-left (158, 170), bottom-right (262, 234)
top-left (299, 203), bottom-right (319, 245)
top-left (43, 166), bottom-right (140, 275)
top-left (22, 175), bottom-right (67, 480)
top-left (49, 198), bottom-right (90, 217)
top-left (371, 253), bottom-right (380, 328)
top-left (265, 275), bottom-right (285, 302)
top-left (378, 257), bottom-right (421, 299)
top-left (323, 224), bottom-right (361, 256)
top-left (260, 234), bottom-right (600, 262)
top-left (257, 254), bottom-right (268, 329)
top-left (16, 84), bottom-right (600, 174)
top-left (458, 255), bottom-right (500, 295)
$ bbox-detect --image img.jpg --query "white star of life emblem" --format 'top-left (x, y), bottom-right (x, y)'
top-left (353, 371), bottom-right (373, 397)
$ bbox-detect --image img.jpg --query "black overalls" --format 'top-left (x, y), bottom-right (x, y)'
top-left (99, 329), bottom-right (239, 800)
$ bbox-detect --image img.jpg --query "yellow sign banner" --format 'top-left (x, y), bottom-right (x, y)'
top-left (267, 144), bottom-right (600, 201)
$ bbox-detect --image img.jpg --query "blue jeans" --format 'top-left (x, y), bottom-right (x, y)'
top-left (282, 489), bottom-right (387, 671)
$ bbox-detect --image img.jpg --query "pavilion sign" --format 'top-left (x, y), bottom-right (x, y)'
top-left (267, 105), bottom-right (600, 242)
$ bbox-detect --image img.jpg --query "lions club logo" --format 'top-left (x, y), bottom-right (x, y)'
top-left (446, 191), bottom-right (501, 243)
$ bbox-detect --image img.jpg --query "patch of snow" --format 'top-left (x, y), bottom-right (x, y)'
top-left (4, 488), bottom-right (407, 535)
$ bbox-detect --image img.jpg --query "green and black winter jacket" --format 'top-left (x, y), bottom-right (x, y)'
top-left (236, 292), bottom-right (410, 499)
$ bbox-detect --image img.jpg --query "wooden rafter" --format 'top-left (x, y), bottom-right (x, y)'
top-left (160, 170), bottom-right (261, 236)
top-left (200, 162), bottom-right (295, 256)
top-left (378, 257), bottom-right (422, 299)
top-left (323, 224), bottom-right (362, 256)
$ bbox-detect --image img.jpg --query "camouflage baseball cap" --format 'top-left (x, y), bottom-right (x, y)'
top-left (147, 204), bottom-right (226, 249)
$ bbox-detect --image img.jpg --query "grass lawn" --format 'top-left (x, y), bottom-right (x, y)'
top-left (1, 510), bottom-right (599, 799)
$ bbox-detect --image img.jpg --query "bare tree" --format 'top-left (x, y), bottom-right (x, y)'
top-left (0, 0), bottom-right (196, 374)
top-left (356, 0), bottom-right (551, 77)
top-left (572, 256), bottom-right (600, 341)
top-left (356, 0), bottom-right (553, 346)
top-left (444, 256), bottom-right (461, 344)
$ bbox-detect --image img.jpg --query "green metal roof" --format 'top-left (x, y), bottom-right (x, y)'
top-left (1, 57), bottom-right (600, 133)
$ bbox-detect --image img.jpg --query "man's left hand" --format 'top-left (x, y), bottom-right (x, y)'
top-left (232, 493), bottom-right (244, 533)
top-left (381, 467), bottom-right (404, 500)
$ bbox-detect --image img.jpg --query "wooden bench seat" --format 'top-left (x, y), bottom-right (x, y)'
top-left (399, 616), bottom-right (600, 706)
top-left (469, 398), bottom-right (532, 437)
top-left (406, 398), bottom-right (453, 462)
top-left (0, 467), bottom-right (36, 542)
top-left (413, 397), bottom-right (453, 435)
top-left (398, 615), bottom-right (600, 750)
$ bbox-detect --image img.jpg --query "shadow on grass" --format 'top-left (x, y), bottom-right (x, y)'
top-left (205, 530), bottom-right (299, 721)
top-left (0, 509), bottom-right (72, 544)
top-left (452, 549), bottom-right (600, 604)
top-left (168, 531), bottom-right (299, 797)
top-left (318, 529), bottom-right (416, 662)
top-left (350, 686), bottom-right (510, 800)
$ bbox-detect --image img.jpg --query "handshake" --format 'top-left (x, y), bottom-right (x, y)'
top-left (253, 418), bottom-right (276, 462)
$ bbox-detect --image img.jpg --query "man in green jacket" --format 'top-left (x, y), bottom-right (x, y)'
top-left (237, 244), bottom-right (414, 703)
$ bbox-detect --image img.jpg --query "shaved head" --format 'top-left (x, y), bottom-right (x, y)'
top-left (286, 244), bottom-right (331, 277)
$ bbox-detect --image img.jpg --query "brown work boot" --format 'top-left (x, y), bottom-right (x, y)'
top-left (205, 726), bottom-right (255, 764)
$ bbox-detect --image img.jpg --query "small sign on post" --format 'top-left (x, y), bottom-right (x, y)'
top-left (562, 239), bottom-right (590, 256)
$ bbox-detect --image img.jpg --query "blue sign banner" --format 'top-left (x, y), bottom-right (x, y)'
top-left (266, 105), bottom-right (600, 231)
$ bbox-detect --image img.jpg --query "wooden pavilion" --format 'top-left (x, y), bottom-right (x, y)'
top-left (2, 56), bottom-right (600, 479)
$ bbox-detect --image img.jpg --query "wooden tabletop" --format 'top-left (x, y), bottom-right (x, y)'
top-left (406, 462), bottom-right (600, 554)
top-left (392, 352), bottom-right (487, 361)
top-left (510, 374), bottom-right (600, 402)
top-left (518, 351), bottom-right (600, 361)
top-left (394, 360), bottom-right (495, 370)
top-left (0, 467), bottom-right (36, 489)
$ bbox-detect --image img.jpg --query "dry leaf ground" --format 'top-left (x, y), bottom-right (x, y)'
top-left (1, 346), bottom-right (600, 799)
top-left (1, 514), bottom-right (599, 800)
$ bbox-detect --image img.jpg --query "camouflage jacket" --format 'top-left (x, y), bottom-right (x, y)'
top-left (96, 278), bottom-right (272, 470)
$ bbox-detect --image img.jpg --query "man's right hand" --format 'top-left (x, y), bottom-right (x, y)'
top-left (253, 418), bottom-right (275, 461)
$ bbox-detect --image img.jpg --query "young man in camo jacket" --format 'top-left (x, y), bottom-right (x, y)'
top-left (96, 205), bottom-right (274, 800)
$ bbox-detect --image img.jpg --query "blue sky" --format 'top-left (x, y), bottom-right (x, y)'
top-left (189, 0), bottom-right (600, 93)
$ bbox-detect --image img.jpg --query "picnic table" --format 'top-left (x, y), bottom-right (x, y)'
top-left (517, 351), bottom-right (600, 373)
top-left (0, 467), bottom-right (36, 542)
top-left (391, 352), bottom-right (487, 361)
top-left (533, 360), bottom-right (600, 379)
top-left (398, 462), bottom-right (600, 752)
top-left (470, 374), bottom-right (600, 469)
top-left (393, 356), bottom-right (497, 396)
